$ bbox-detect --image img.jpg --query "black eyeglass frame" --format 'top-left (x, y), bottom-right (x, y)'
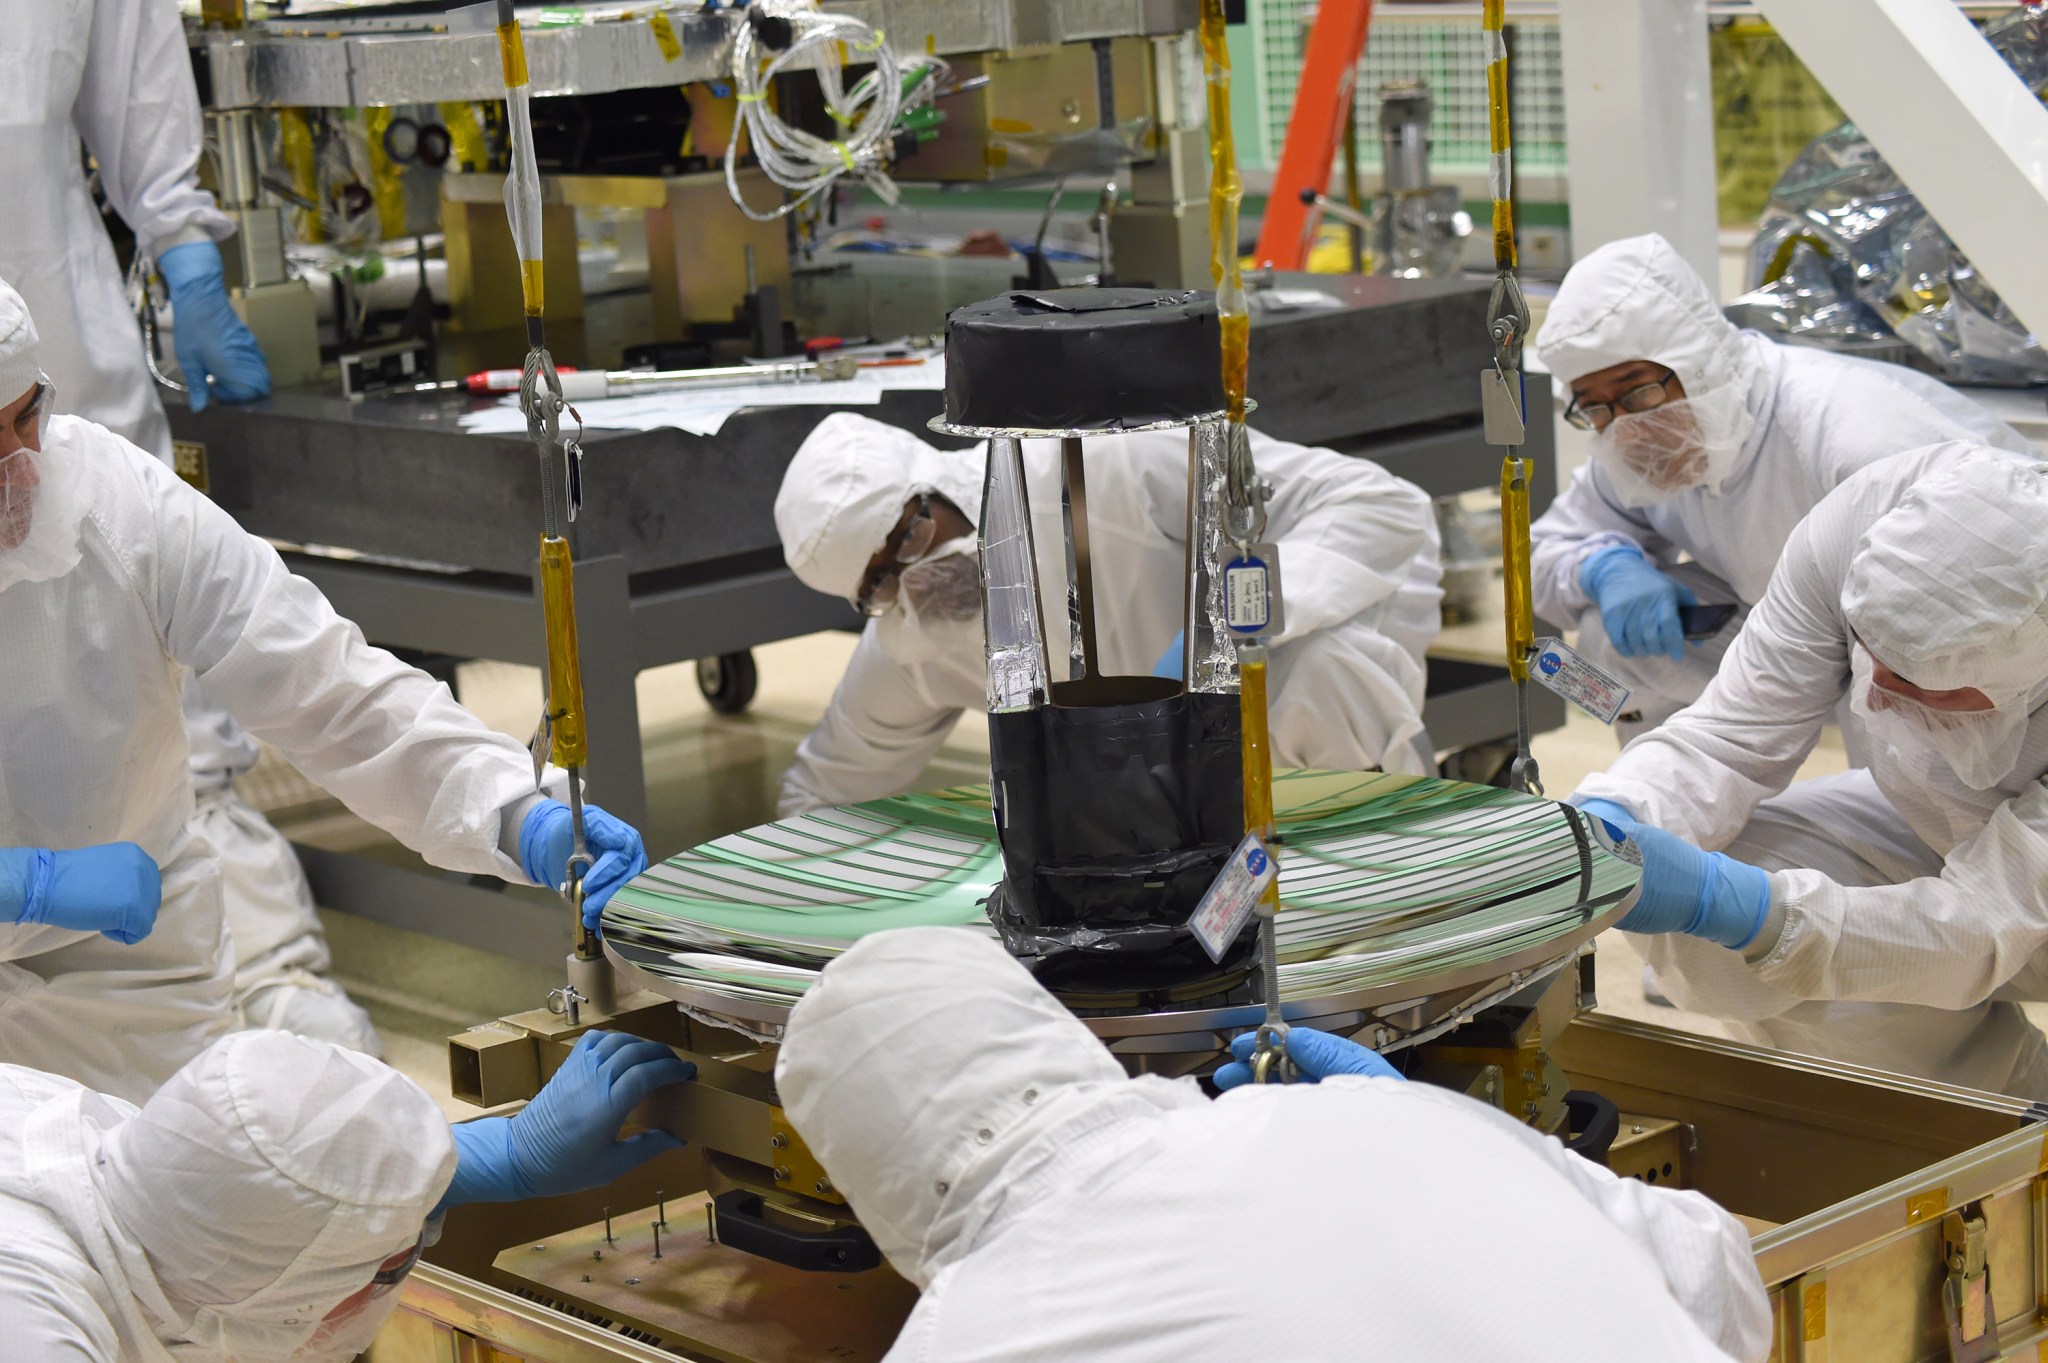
top-left (1563, 368), bottom-right (1679, 432)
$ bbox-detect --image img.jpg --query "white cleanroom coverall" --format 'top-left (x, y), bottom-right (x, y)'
top-left (1, 1), bottom-right (375, 1052)
top-left (1, 0), bottom-right (229, 459)
top-left (0, 414), bottom-right (560, 1101)
top-left (773, 412), bottom-right (1445, 815)
top-left (1576, 446), bottom-right (2048, 1097)
top-left (0, 1031), bottom-right (454, 1363)
top-left (776, 927), bottom-right (1771, 1363)
top-left (1531, 233), bottom-right (2029, 738)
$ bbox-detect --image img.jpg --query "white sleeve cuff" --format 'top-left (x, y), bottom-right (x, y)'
top-left (150, 220), bottom-right (229, 258)
top-left (1741, 878), bottom-right (1789, 963)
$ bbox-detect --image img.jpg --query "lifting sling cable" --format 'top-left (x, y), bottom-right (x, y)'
top-left (495, 3), bottom-right (603, 1014)
top-left (1483, 0), bottom-right (1540, 797)
top-left (1198, 1), bottom-right (1287, 1081)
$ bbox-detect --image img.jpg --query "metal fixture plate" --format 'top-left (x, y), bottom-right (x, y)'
top-left (492, 1199), bottom-right (916, 1362)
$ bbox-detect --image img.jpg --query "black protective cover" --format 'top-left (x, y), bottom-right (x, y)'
top-left (943, 289), bottom-right (1227, 431)
top-left (986, 690), bottom-right (1250, 989)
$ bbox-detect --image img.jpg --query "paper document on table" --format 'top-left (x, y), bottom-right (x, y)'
top-left (456, 352), bottom-right (947, 438)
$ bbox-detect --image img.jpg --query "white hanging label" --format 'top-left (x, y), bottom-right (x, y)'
top-left (1188, 834), bottom-right (1279, 963)
top-left (1530, 635), bottom-right (1632, 725)
top-left (1224, 542), bottom-right (1285, 637)
top-left (1580, 810), bottom-right (1645, 867)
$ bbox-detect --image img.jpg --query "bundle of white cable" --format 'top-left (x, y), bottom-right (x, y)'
top-left (724, 1), bottom-right (937, 221)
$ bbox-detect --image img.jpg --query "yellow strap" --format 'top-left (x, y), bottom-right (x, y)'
top-left (737, 91), bottom-right (767, 102)
top-left (833, 141), bottom-right (855, 170)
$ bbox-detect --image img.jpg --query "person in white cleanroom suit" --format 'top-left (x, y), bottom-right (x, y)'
top-left (1530, 233), bottom-right (2029, 743)
top-left (0, 279), bottom-right (645, 1103)
top-left (772, 412), bottom-right (1444, 815)
top-left (3, 0), bottom-right (383, 1052)
top-left (0, 1028), bottom-right (694, 1362)
top-left (1574, 447), bottom-right (2048, 1098)
top-left (775, 928), bottom-right (1770, 1363)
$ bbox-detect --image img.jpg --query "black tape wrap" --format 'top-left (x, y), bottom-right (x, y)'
top-left (942, 288), bottom-right (1226, 431)
top-left (986, 691), bottom-right (1250, 990)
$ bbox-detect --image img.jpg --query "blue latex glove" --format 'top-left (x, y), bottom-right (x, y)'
top-left (1616, 824), bottom-right (1771, 949)
top-left (1213, 1026), bottom-right (1404, 1090)
top-left (0, 845), bottom-right (159, 944)
top-left (1150, 630), bottom-right (1185, 680)
top-left (438, 1031), bottom-right (697, 1210)
top-left (1580, 545), bottom-right (1696, 663)
top-left (158, 240), bottom-right (271, 412)
top-left (520, 800), bottom-right (648, 930)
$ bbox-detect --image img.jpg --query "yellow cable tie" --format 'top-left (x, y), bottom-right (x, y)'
top-left (853, 28), bottom-right (886, 51)
top-left (737, 90), bottom-right (767, 102)
top-left (833, 140), bottom-right (856, 170)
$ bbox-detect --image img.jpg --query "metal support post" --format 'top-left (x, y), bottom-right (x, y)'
top-left (1557, 0), bottom-right (1719, 290)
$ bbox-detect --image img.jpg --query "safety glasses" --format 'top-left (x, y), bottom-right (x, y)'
top-left (371, 1233), bottom-right (427, 1288)
top-left (1563, 369), bottom-right (1677, 432)
top-left (6, 376), bottom-right (51, 451)
top-left (854, 493), bottom-right (938, 617)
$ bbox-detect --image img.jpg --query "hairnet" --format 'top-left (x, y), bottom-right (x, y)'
top-left (1536, 233), bottom-right (1759, 401)
top-left (775, 413), bottom-right (984, 600)
top-left (775, 927), bottom-right (1136, 1287)
top-left (97, 1032), bottom-right (456, 1362)
top-left (1842, 451), bottom-right (2048, 701)
top-left (0, 278), bottom-right (40, 408)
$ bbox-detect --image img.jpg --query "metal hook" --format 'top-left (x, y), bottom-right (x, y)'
top-left (1249, 1021), bottom-right (1291, 1085)
top-left (547, 983), bottom-right (587, 1027)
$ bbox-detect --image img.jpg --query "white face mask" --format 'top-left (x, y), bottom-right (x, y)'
top-left (0, 446), bottom-right (35, 550)
top-left (0, 440), bottom-right (86, 592)
top-left (1589, 381), bottom-right (1756, 507)
top-left (1848, 643), bottom-right (2029, 789)
top-left (875, 537), bottom-right (983, 666)
top-left (898, 539), bottom-right (982, 623)
top-left (283, 1285), bottom-right (403, 1363)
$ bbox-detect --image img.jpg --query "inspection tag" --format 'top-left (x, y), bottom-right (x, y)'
top-left (1188, 834), bottom-right (1278, 963)
top-left (1530, 636), bottom-right (1632, 725)
top-left (1480, 366), bottom-right (1527, 445)
top-left (1580, 811), bottom-right (1644, 867)
top-left (1224, 542), bottom-right (1286, 637)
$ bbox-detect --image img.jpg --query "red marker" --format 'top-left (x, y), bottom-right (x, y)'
top-left (463, 366), bottom-right (578, 393)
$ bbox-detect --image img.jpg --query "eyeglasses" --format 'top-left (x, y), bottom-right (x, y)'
top-left (6, 377), bottom-right (50, 450)
top-left (854, 493), bottom-right (939, 617)
top-left (370, 1233), bottom-right (427, 1288)
top-left (1563, 369), bottom-right (1678, 432)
